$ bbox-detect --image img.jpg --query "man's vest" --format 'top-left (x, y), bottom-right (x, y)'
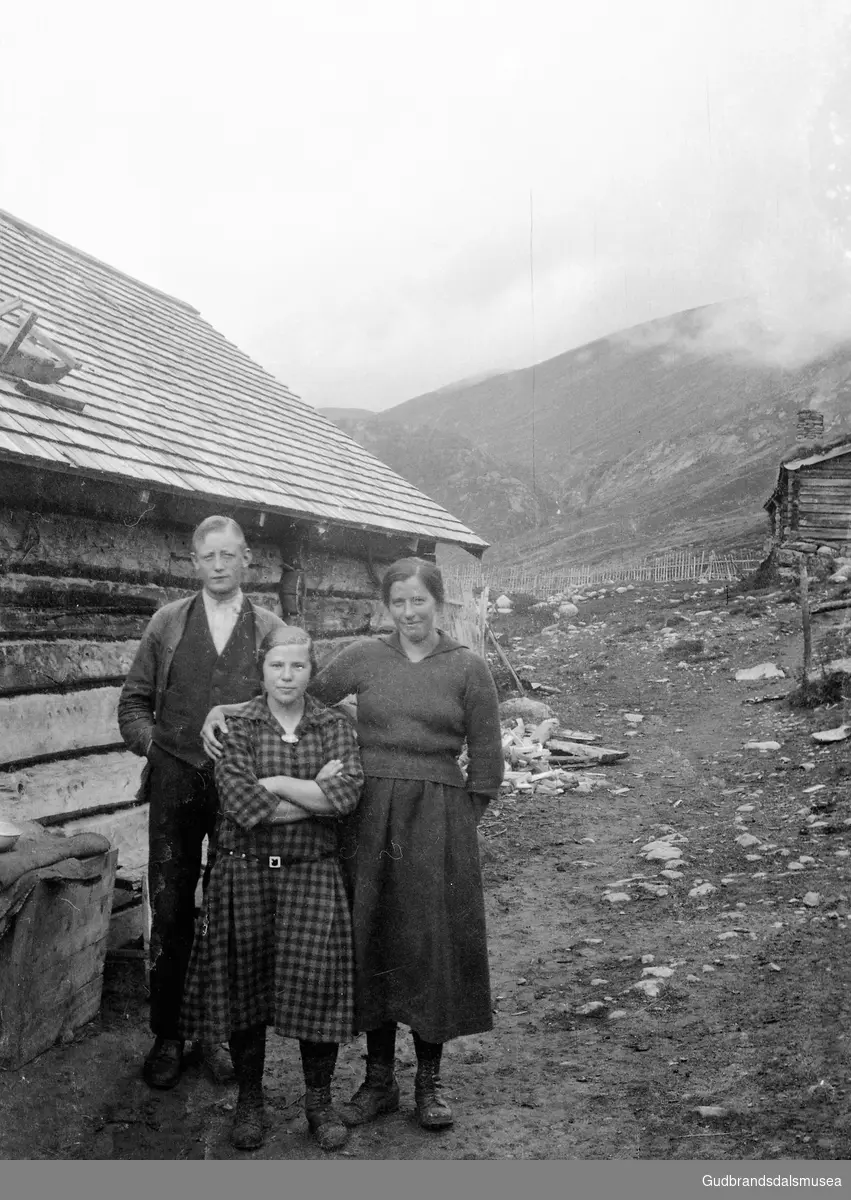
top-left (153, 595), bottom-right (260, 767)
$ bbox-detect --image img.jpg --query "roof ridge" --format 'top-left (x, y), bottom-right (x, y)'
top-left (0, 209), bottom-right (201, 316)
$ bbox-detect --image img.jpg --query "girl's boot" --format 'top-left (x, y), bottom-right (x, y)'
top-left (301, 1041), bottom-right (349, 1152)
top-left (228, 1025), bottom-right (266, 1150)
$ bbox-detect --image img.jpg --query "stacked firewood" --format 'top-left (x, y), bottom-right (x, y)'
top-left (461, 717), bottom-right (628, 799)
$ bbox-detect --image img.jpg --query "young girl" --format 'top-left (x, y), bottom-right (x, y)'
top-left (180, 626), bottom-right (363, 1152)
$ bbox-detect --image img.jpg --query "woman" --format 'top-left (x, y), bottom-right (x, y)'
top-left (203, 559), bottom-right (503, 1132)
top-left (181, 626), bottom-right (364, 1153)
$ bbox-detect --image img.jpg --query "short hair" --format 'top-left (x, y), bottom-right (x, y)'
top-left (192, 515), bottom-right (246, 550)
top-left (380, 557), bottom-right (445, 607)
top-left (257, 625), bottom-right (317, 675)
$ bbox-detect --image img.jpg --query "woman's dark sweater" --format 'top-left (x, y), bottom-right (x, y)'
top-left (309, 631), bottom-right (504, 797)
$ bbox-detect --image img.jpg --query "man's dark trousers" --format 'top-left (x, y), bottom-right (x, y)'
top-left (147, 744), bottom-right (218, 1041)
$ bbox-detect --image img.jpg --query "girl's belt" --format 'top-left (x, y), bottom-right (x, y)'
top-left (222, 850), bottom-right (334, 868)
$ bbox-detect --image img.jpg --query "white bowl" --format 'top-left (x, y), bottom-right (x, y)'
top-left (0, 821), bottom-right (22, 853)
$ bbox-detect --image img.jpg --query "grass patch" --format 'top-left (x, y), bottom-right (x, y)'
top-left (786, 671), bottom-right (847, 708)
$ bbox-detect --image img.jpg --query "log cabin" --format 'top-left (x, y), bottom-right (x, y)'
top-left (0, 210), bottom-right (487, 943)
top-left (764, 436), bottom-right (851, 553)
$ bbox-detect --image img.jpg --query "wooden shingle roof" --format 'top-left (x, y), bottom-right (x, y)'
top-left (0, 211), bottom-right (486, 553)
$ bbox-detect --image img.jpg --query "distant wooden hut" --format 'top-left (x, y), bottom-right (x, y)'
top-left (0, 210), bottom-right (487, 939)
top-left (764, 436), bottom-right (851, 552)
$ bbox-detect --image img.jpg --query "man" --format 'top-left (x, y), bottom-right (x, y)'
top-left (118, 515), bottom-right (286, 1089)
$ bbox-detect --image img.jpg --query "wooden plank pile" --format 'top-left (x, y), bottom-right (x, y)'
top-left (467, 716), bottom-right (629, 798)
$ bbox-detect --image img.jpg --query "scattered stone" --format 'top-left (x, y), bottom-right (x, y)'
top-left (640, 954), bottom-right (655, 964)
top-left (744, 741), bottom-right (781, 751)
top-left (590, 978), bottom-right (609, 986)
top-left (604, 892), bottom-right (631, 904)
top-left (641, 966), bottom-right (674, 979)
top-left (787, 862), bottom-right (806, 872)
top-left (717, 931), bottom-right (739, 940)
top-left (694, 1106), bottom-right (727, 1118)
top-left (637, 883), bottom-right (670, 897)
top-left (632, 979), bottom-right (662, 998)
top-left (608, 1010), bottom-right (628, 1021)
top-left (812, 725), bottom-right (851, 743)
top-left (623, 712), bottom-right (644, 724)
top-left (802, 892), bottom-right (821, 907)
top-left (701, 965), bottom-right (716, 973)
top-left (660, 869), bottom-right (684, 880)
top-left (688, 883), bottom-right (717, 898)
top-left (575, 1001), bottom-right (607, 1017)
top-left (735, 833), bottom-right (761, 848)
top-left (641, 839), bottom-right (685, 862)
top-left (735, 663), bottom-right (785, 682)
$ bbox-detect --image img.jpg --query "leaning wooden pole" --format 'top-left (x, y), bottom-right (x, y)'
top-left (486, 624), bottom-right (526, 696)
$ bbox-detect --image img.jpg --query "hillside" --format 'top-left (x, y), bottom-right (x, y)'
top-left (374, 301), bottom-right (851, 565)
top-left (316, 411), bottom-right (548, 545)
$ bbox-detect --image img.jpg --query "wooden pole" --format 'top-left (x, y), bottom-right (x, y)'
top-left (486, 624), bottom-right (526, 696)
top-left (801, 557), bottom-right (812, 678)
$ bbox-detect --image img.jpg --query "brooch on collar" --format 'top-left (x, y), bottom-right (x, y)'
top-left (280, 732), bottom-right (299, 744)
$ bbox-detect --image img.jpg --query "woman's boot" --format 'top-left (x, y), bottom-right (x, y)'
top-left (300, 1041), bottom-right (349, 1152)
top-left (413, 1034), bottom-right (453, 1130)
top-left (228, 1025), bottom-right (267, 1150)
top-left (339, 1023), bottom-right (400, 1127)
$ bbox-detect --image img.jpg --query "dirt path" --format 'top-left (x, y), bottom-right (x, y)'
top-left (3, 582), bottom-right (851, 1160)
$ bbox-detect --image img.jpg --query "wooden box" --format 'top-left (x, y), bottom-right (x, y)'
top-left (0, 848), bottom-right (118, 1070)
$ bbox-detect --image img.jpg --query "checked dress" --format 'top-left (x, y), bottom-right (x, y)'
top-left (179, 694), bottom-right (364, 1044)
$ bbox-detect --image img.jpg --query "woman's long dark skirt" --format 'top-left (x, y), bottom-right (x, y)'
top-left (339, 777), bottom-right (493, 1044)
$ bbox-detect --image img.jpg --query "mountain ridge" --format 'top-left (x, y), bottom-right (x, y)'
top-left (322, 301), bottom-right (851, 566)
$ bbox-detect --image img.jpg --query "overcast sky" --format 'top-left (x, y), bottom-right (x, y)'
top-left (2, 0), bottom-right (849, 410)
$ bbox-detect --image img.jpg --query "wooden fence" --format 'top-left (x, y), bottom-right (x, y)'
top-left (443, 550), bottom-right (760, 599)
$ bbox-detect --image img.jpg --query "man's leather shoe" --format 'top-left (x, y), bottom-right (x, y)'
top-left (143, 1038), bottom-right (184, 1089)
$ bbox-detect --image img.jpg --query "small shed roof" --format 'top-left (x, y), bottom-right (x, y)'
top-left (781, 442), bottom-right (851, 472)
top-left (0, 211), bottom-right (486, 553)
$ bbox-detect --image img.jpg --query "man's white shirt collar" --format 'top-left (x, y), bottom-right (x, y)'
top-left (202, 588), bottom-right (244, 652)
top-left (201, 588), bottom-right (244, 616)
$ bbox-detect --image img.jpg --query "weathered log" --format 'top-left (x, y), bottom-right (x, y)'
top-left (0, 586), bottom-right (281, 638)
top-left (547, 738), bottom-right (629, 764)
top-left (0, 574), bottom-right (169, 612)
top-left (0, 686), bottom-right (123, 766)
top-left (0, 507), bottom-right (284, 586)
top-left (0, 751), bottom-right (143, 820)
top-left (0, 610), bottom-right (150, 638)
top-left (0, 639), bottom-right (139, 694)
top-left (811, 598), bottom-right (851, 614)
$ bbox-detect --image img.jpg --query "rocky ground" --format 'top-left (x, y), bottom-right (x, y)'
top-left (3, 578), bottom-right (851, 1160)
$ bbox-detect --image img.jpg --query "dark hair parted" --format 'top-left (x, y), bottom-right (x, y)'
top-left (257, 626), bottom-right (317, 675)
top-left (380, 557), bottom-right (445, 607)
top-left (192, 515), bottom-right (247, 550)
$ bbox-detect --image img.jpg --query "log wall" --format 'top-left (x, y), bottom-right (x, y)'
top-left (0, 473), bottom-right (431, 943)
top-left (787, 458), bottom-right (851, 549)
